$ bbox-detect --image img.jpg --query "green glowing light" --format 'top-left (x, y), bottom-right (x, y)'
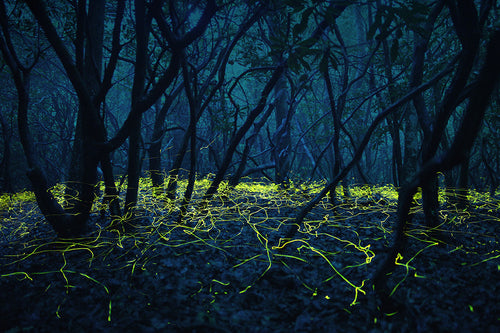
top-left (212, 279), bottom-right (230, 286)
top-left (108, 300), bottom-right (112, 322)
top-left (1, 176), bottom-right (499, 325)
top-left (56, 304), bottom-right (62, 318)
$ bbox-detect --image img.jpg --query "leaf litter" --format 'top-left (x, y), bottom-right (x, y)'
top-left (0, 182), bottom-right (499, 332)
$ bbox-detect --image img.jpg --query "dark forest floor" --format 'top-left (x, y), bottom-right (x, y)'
top-left (1, 180), bottom-right (499, 332)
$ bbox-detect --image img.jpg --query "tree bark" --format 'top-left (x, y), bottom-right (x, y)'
top-left (287, 64), bottom-right (455, 238)
top-left (124, 0), bottom-right (149, 215)
top-left (229, 104), bottom-right (275, 187)
top-left (178, 55), bottom-right (198, 222)
top-left (202, 64), bottom-right (285, 202)
top-left (322, 54), bottom-right (342, 204)
top-left (0, 109), bottom-right (13, 192)
top-left (378, 0), bottom-right (403, 187)
top-left (24, 0), bottom-right (110, 235)
top-left (148, 86), bottom-right (182, 193)
top-left (374, 27), bottom-right (500, 308)
top-left (408, 0), bottom-right (446, 228)
top-left (272, 74), bottom-right (291, 185)
top-left (0, 1), bottom-right (85, 237)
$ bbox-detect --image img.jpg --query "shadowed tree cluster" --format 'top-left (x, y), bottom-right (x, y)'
top-left (0, 0), bottom-right (499, 308)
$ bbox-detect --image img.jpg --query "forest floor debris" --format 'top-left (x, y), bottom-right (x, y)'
top-left (1, 181), bottom-right (499, 332)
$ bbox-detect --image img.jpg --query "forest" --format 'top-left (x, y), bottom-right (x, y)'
top-left (0, 0), bottom-right (499, 331)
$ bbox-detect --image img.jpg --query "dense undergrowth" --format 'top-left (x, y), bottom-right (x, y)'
top-left (0, 177), bottom-right (499, 332)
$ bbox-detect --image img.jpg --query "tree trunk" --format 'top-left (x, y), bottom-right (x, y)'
top-left (322, 55), bottom-right (342, 204)
top-left (408, 1), bottom-right (448, 228)
top-left (454, 154), bottom-right (470, 209)
top-left (421, 174), bottom-right (440, 228)
top-left (229, 105), bottom-right (274, 187)
top-left (273, 74), bottom-right (291, 185)
top-left (264, 8), bottom-right (291, 186)
top-left (0, 110), bottom-right (13, 193)
top-left (124, 0), bottom-right (149, 215)
top-left (374, 26), bottom-right (500, 308)
top-left (8, 0), bottom-right (108, 237)
top-left (178, 56), bottom-right (198, 222)
top-left (166, 124), bottom-right (191, 200)
top-left (481, 138), bottom-right (499, 197)
top-left (401, 105), bottom-right (419, 186)
top-left (72, 0), bottom-right (106, 227)
top-left (100, 152), bottom-right (121, 217)
top-left (65, 111), bottom-right (83, 209)
top-left (202, 64), bottom-right (285, 202)
top-left (288, 62), bottom-right (456, 236)
top-left (380, 21), bottom-right (403, 187)
top-left (0, 38), bottom-right (77, 236)
top-left (148, 87), bottom-right (182, 193)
